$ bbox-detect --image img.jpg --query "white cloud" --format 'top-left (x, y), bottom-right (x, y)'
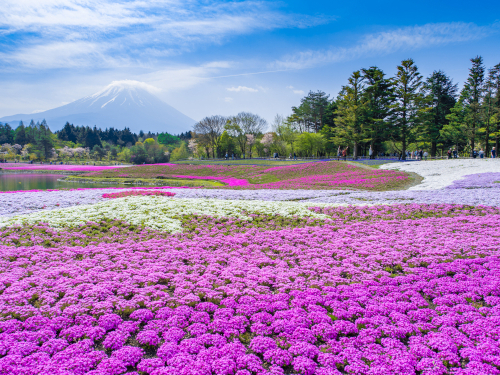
top-left (224, 97), bottom-right (233, 102)
top-left (141, 61), bottom-right (234, 92)
top-left (0, 0), bottom-right (328, 71)
top-left (227, 86), bottom-right (258, 92)
top-left (274, 22), bottom-right (497, 70)
top-left (286, 86), bottom-right (304, 94)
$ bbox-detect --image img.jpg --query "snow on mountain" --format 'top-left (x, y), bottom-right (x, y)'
top-left (0, 81), bottom-right (196, 134)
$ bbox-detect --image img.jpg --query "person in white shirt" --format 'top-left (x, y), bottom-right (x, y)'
top-left (423, 151), bottom-right (428, 161)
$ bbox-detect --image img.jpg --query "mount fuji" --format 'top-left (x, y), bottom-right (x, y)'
top-left (0, 81), bottom-right (196, 134)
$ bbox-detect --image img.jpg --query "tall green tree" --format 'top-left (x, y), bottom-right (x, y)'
top-left (299, 91), bottom-right (330, 132)
top-left (422, 70), bottom-right (457, 156)
top-left (0, 123), bottom-right (14, 144)
top-left (388, 59), bottom-right (427, 159)
top-left (481, 66), bottom-right (498, 154)
top-left (362, 66), bottom-right (394, 156)
top-left (462, 56), bottom-right (485, 152)
top-left (443, 88), bottom-right (472, 153)
top-left (333, 71), bottom-right (367, 159)
top-left (33, 120), bottom-right (54, 159)
top-left (14, 121), bottom-right (28, 145)
top-left (483, 64), bottom-right (500, 155)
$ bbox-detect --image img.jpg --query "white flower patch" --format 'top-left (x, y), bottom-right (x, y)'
top-left (0, 196), bottom-right (342, 232)
top-left (380, 159), bottom-right (500, 190)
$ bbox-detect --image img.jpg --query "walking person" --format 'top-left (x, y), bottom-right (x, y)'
top-left (293, 152), bottom-right (297, 160)
top-left (423, 151), bottom-right (428, 161)
top-left (342, 147), bottom-right (348, 161)
top-left (492, 147), bottom-right (496, 158)
top-left (479, 149), bottom-right (485, 159)
top-left (369, 145), bottom-right (373, 160)
top-left (447, 149), bottom-right (452, 159)
top-left (453, 148), bottom-right (458, 158)
top-left (419, 149), bottom-right (423, 160)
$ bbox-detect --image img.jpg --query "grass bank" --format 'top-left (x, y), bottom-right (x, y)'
top-left (60, 176), bottom-right (225, 187)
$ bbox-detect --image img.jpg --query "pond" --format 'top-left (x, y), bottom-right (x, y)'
top-left (0, 173), bottom-right (129, 192)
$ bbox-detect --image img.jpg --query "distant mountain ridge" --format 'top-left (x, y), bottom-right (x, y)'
top-left (0, 81), bottom-right (195, 134)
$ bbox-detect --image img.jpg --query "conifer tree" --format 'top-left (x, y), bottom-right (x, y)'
top-left (362, 66), bottom-right (394, 156)
top-left (333, 71), bottom-right (367, 159)
top-left (388, 59), bottom-right (427, 159)
top-left (463, 56), bottom-right (485, 152)
top-left (423, 71), bottom-right (457, 156)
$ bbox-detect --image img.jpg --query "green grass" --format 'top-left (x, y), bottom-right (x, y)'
top-left (80, 161), bottom-right (412, 191)
top-left (61, 176), bottom-right (225, 187)
top-left (171, 159), bottom-right (313, 166)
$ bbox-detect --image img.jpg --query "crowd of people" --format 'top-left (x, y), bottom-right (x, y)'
top-left (445, 147), bottom-right (496, 159)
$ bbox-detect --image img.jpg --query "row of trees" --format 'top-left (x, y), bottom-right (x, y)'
top-left (189, 56), bottom-right (499, 160)
top-left (0, 120), bottom-right (189, 164)
top-left (283, 56), bottom-right (499, 159)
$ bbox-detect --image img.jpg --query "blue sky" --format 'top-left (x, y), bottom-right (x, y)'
top-left (1, 0), bottom-right (499, 126)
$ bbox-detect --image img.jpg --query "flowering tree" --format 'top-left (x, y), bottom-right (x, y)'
top-left (260, 133), bottom-right (274, 156)
top-left (188, 139), bottom-right (198, 155)
top-left (245, 134), bottom-right (255, 158)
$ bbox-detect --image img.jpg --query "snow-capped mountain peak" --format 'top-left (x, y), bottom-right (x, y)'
top-left (89, 80), bottom-right (160, 100)
top-left (0, 81), bottom-right (195, 134)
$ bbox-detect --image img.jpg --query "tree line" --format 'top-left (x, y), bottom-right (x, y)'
top-left (191, 56), bottom-right (499, 159)
top-left (0, 120), bottom-right (190, 164)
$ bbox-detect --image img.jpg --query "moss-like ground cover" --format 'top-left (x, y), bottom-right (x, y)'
top-left (82, 161), bottom-right (411, 191)
top-left (61, 176), bottom-right (224, 188)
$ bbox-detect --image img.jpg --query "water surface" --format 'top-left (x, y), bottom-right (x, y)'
top-left (0, 173), bottom-right (128, 192)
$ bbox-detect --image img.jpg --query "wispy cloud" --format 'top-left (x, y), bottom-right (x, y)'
top-left (0, 0), bottom-right (328, 71)
top-left (274, 22), bottom-right (498, 70)
top-left (227, 86), bottom-right (258, 92)
top-left (286, 85), bottom-right (304, 94)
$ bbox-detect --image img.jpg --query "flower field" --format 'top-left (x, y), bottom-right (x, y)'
top-left (83, 161), bottom-right (410, 191)
top-left (1, 163), bottom-right (500, 374)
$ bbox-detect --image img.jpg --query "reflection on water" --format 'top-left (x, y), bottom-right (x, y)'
top-left (0, 173), bottom-right (129, 192)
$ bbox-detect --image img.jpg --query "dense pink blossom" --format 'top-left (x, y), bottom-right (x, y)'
top-left (1, 202), bottom-right (500, 374)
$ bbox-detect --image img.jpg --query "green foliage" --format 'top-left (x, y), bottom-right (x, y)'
top-left (295, 132), bottom-right (326, 157)
top-left (158, 132), bottom-right (180, 145)
top-left (421, 71), bottom-right (458, 156)
top-left (388, 59), bottom-right (427, 158)
top-left (0, 123), bottom-right (14, 144)
top-left (361, 67), bottom-right (394, 155)
top-left (130, 139), bottom-right (169, 164)
top-left (170, 141), bottom-right (189, 161)
top-left (332, 70), bottom-right (368, 159)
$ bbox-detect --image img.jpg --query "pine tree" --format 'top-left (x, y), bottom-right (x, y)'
top-left (333, 71), bottom-right (367, 159)
top-left (362, 66), bottom-right (394, 156)
top-left (14, 121), bottom-right (28, 145)
top-left (388, 59), bottom-right (427, 159)
top-left (488, 63), bottom-right (500, 153)
top-left (463, 56), bottom-right (485, 152)
top-left (300, 91), bottom-right (330, 132)
top-left (423, 71), bottom-right (458, 156)
top-left (482, 66), bottom-right (498, 155)
top-left (35, 120), bottom-right (54, 159)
